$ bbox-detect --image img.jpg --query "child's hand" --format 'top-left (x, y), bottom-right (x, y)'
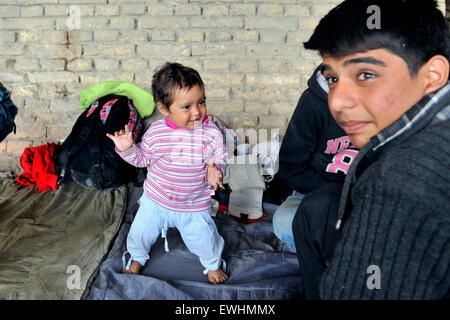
top-left (106, 124), bottom-right (133, 152)
top-left (206, 160), bottom-right (223, 191)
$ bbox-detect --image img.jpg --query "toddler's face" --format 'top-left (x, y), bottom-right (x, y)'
top-left (162, 85), bottom-right (207, 130)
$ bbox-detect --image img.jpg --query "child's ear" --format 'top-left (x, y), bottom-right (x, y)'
top-left (156, 102), bottom-right (170, 116)
top-left (422, 55), bottom-right (450, 95)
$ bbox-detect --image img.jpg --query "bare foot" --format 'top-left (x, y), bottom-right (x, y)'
top-left (121, 260), bottom-right (143, 274)
top-left (207, 268), bottom-right (228, 284)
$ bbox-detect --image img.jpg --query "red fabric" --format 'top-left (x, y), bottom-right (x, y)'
top-left (16, 142), bottom-right (59, 192)
top-left (217, 204), bottom-right (267, 224)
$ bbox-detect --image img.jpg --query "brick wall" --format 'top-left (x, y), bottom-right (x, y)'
top-left (0, 0), bottom-right (446, 174)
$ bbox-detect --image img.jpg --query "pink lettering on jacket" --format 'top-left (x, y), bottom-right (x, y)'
top-left (325, 136), bottom-right (353, 154)
top-left (324, 136), bottom-right (358, 174)
top-left (326, 149), bottom-right (358, 174)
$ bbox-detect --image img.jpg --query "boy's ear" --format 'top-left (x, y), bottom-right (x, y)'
top-left (422, 55), bottom-right (450, 95)
top-left (156, 102), bottom-right (170, 116)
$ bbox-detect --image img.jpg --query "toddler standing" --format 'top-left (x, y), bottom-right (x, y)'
top-left (107, 63), bottom-right (228, 284)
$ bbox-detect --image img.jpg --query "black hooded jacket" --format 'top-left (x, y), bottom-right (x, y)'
top-left (278, 65), bottom-right (358, 194)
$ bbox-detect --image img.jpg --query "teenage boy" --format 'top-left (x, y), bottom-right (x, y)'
top-left (293, 0), bottom-right (450, 299)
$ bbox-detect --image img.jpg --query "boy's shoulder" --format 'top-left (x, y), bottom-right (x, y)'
top-left (361, 120), bottom-right (449, 200)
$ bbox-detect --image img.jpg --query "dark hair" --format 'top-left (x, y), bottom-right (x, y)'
top-left (151, 62), bottom-right (204, 109)
top-left (304, 0), bottom-right (450, 76)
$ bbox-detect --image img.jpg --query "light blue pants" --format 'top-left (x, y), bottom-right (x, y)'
top-left (123, 194), bottom-right (225, 275)
top-left (272, 191), bottom-right (305, 249)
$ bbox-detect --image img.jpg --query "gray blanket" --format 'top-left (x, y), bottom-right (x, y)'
top-left (0, 180), bottom-right (127, 299)
top-left (83, 187), bottom-right (303, 300)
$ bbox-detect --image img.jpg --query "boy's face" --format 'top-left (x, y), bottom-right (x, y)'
top-left (322, 48), bottom-right (428, 149)
top-left (158, 84), bottom-right (207, 130)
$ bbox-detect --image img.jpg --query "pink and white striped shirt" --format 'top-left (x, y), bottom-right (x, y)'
top-left (117, 116), bottom-right (227, 213)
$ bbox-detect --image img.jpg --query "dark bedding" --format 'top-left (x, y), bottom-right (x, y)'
top-left (83, 186), bottom-right (303, 300)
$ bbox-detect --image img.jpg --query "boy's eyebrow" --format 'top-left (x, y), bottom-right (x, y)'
top-left (344, 56), bottom-right (386, 67)
top-left (321, 56), bottom-right (386, 74)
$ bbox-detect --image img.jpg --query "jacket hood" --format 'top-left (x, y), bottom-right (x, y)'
top-left (307, 64), bottom-right (329, 103)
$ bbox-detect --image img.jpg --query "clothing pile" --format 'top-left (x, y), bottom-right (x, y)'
top-left (15, 81), bottom-right (155, 192)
